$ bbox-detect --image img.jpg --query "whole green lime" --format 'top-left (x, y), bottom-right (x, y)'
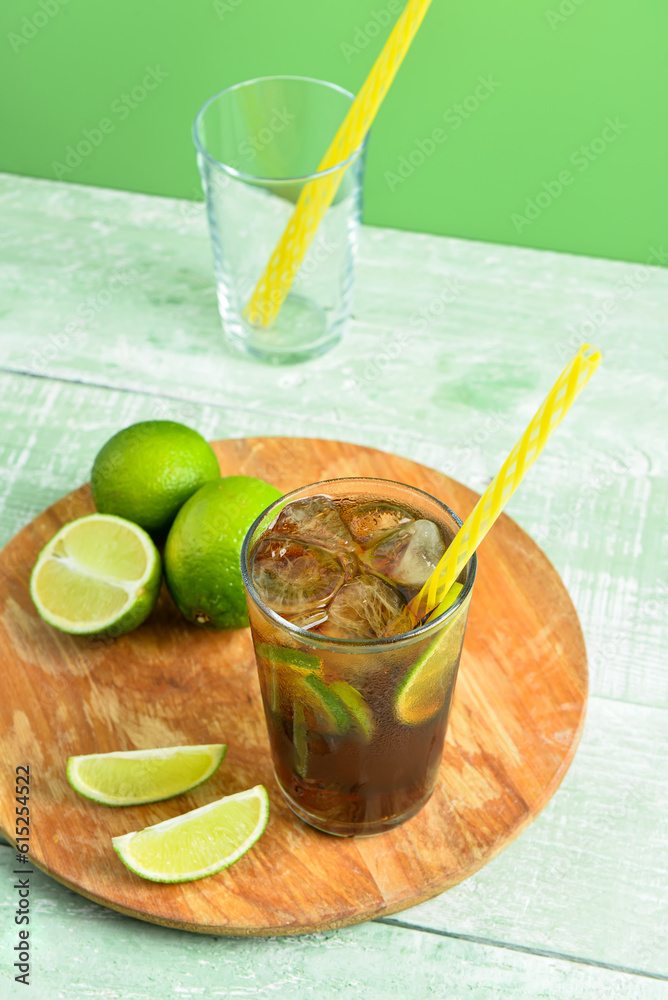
top-left (164, 476), bottom-right (282, 630)
top-left (91, 421), bottom-right (220, 537)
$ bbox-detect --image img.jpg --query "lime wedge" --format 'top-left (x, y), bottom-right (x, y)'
top-left (67, 744), bottom-right (227, 806)
top-left (328, 680), bottom-right (374, 739)
top-left (30, 514), bottom-right (161, 637)
top-left (395, 583), bottom-right (464, 726)
top-left (112, 785), bottom-right (269, 883)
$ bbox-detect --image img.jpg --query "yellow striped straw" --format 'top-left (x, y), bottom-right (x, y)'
top-left (409, 344), bottom-right (602, 626)
top-left (245, 0), bottom-right (434, 328)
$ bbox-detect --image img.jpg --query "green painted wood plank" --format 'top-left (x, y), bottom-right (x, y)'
top-left (1, 851), bottom-right (666, 1000)
top-left (0, 372), bottom-right (666, 978)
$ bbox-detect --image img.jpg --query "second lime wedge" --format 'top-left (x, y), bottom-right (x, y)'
top-left (112, 785), bottom-right (269, 882)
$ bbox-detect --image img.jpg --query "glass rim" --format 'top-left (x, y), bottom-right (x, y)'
top-left (240, 476), bottom-right (477, 651)
top-left (192, 74), bottom-right (368, 184)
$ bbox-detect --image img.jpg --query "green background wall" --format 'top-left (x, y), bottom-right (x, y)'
top-left (1, 0), bottom-right (666, 265)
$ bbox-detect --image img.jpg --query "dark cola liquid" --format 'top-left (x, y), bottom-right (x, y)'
top-left (259, 648), bottom-right (461, 836)
top-left (247, 492), bottom-right (469, 836)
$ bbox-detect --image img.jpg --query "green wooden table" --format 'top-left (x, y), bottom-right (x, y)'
top-left (0, 173), bottom-right (667, 998)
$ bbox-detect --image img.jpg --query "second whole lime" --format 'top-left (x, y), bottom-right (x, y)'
top-left (164, 476), bottom-right (282, 630)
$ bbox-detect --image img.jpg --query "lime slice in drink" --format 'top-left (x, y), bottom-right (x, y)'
top-left (329, 680), bottom-right (374, 739)
top-left (30, 514), bottom-right (161, 637)
top-left (67, 744), bottom-right (227, 806)
top-left (394, 583), bottom-right (464, 726)
top-left (255, 644), bottom-right (322, 713)
top-left (293, 702), bottom-right (309, 778)
top-left (112, 785), bottom-right (269, 883)
top-left (255, 647), bottom-right (369, 737)
top-left (255, 643), bottom-right (321, 672)
top-left (300, 673), bottom-right (353, 733)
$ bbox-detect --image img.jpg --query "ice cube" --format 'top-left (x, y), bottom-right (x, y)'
top-left (319, 573), bottom-right (406, 640)
top-left (347, 502), bottom-right (414, 548)
top-left (251, 538), bottom-right (345, 615)
top-left (363, 519), bottom-right (446, 590)
top-left (284, 608), bottom-right (329, 631)
top-left (269, 496), bottom-right (355, 552)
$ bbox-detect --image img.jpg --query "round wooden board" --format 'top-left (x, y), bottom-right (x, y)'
top-left (0, 437), bottom-right (587, 936)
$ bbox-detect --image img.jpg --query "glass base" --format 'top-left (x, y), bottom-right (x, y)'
top-left (276, 772), bottom-right (436, 837)
top-left (221, 293), bottom-right (343, 365)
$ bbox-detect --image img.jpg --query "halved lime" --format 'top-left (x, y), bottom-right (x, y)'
top-left (394, 583), bottom-right (464, 726)
top-left (328, 680), bottom-right (374, 739)
top-left (30, 514), bottom-right (161, 637)
top-left (112, 785), bottom-right (269, 883)
top-left (67, 744), bottom-right (227, 806)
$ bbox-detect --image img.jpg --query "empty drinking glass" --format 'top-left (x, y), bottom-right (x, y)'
top-left (193, 76), bottom-right (366, 364)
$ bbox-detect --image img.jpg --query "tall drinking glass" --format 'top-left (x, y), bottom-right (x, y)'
top-left (241, 478), bottom-right (476, 837)
top-left (193, 76), bottom-right (366, 364)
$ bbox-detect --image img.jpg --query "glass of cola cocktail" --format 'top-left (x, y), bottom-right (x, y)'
top-left (241, 478), bottom-right (476, 836)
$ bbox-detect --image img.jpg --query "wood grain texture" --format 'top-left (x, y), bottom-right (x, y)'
top-left (0, 437), bottom-right (587, 935)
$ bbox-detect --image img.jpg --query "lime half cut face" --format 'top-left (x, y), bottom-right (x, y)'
top-left (30, 514), bottom-right (161, 637)
top-left (67, 744), bottom-right (227, 806)
top-left (112, 785), bottom-right (269, 883)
